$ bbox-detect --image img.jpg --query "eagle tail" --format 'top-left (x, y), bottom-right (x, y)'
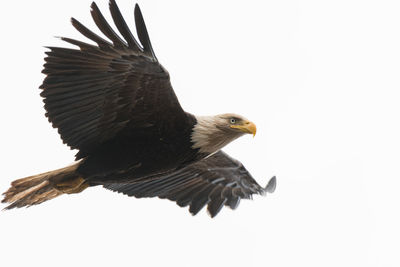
top-left (2, 162), bottom-right (88, 210)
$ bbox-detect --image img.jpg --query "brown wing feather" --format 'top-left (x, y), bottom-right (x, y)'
top-left (102, 151), bottom-right (277, 217)
top-left (40, 2), bottom-right (184, 158)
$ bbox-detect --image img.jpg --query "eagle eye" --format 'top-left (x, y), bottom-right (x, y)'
top-left (230, 118), bottom-right (236, 124)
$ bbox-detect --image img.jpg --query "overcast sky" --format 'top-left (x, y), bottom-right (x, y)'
top-left (1, 0), bottom-right (400, 266)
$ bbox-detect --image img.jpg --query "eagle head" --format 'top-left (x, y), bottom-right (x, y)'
top-left (191, 113), bottom-right (257, 154)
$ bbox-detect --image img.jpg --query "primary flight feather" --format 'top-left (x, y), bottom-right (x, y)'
top-left (2, 0), bottom-right (276, 217)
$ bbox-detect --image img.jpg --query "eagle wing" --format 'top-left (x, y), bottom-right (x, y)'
top-left (103, 151), bottom-right (277, 217)
top-left (40, 1), bottom-right (184, 158)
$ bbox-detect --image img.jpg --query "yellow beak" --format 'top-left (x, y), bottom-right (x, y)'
top-left (230, 120), bottom-right (257, 137)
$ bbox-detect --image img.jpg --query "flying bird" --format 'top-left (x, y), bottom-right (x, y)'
top-left (2, 1), bottom-right (276, 217)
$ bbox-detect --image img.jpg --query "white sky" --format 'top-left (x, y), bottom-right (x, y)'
top-left (1, 0), bottom-right (400, 266)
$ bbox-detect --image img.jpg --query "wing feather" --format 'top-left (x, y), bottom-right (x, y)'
top-left (207, 186), bottom-right (227, 218)
top-left (70, 17), bottom-right (112, 48)
top-left (188, 184), bottom-right (214, 216)
top-left (103, 151), bottom-right (276, 217)
top-left (59, 37), bottom-right (98, 50)
top-left (90, 2), bottom-right (127, 48)
top-left (134, 4), bottom-right (155, 58)
top-left (41, 2), bottom-right (184, 158)
top-left (109, 0), bottom-right (142, 50)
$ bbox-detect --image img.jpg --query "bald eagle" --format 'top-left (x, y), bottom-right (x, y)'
top-left (2, 1), bottom-right (276, 217)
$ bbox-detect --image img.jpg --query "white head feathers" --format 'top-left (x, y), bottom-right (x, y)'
top-left (191, 113), bottom-right (251, 154)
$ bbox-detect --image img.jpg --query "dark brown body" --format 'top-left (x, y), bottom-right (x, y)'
top-left (77, 112), bottom-right (201, 184)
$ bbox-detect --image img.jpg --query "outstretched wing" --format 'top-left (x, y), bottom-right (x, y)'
top-left (40, 1), bottom-right (184, 158)
top-left (103, 151), bottom-right (276, 217)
